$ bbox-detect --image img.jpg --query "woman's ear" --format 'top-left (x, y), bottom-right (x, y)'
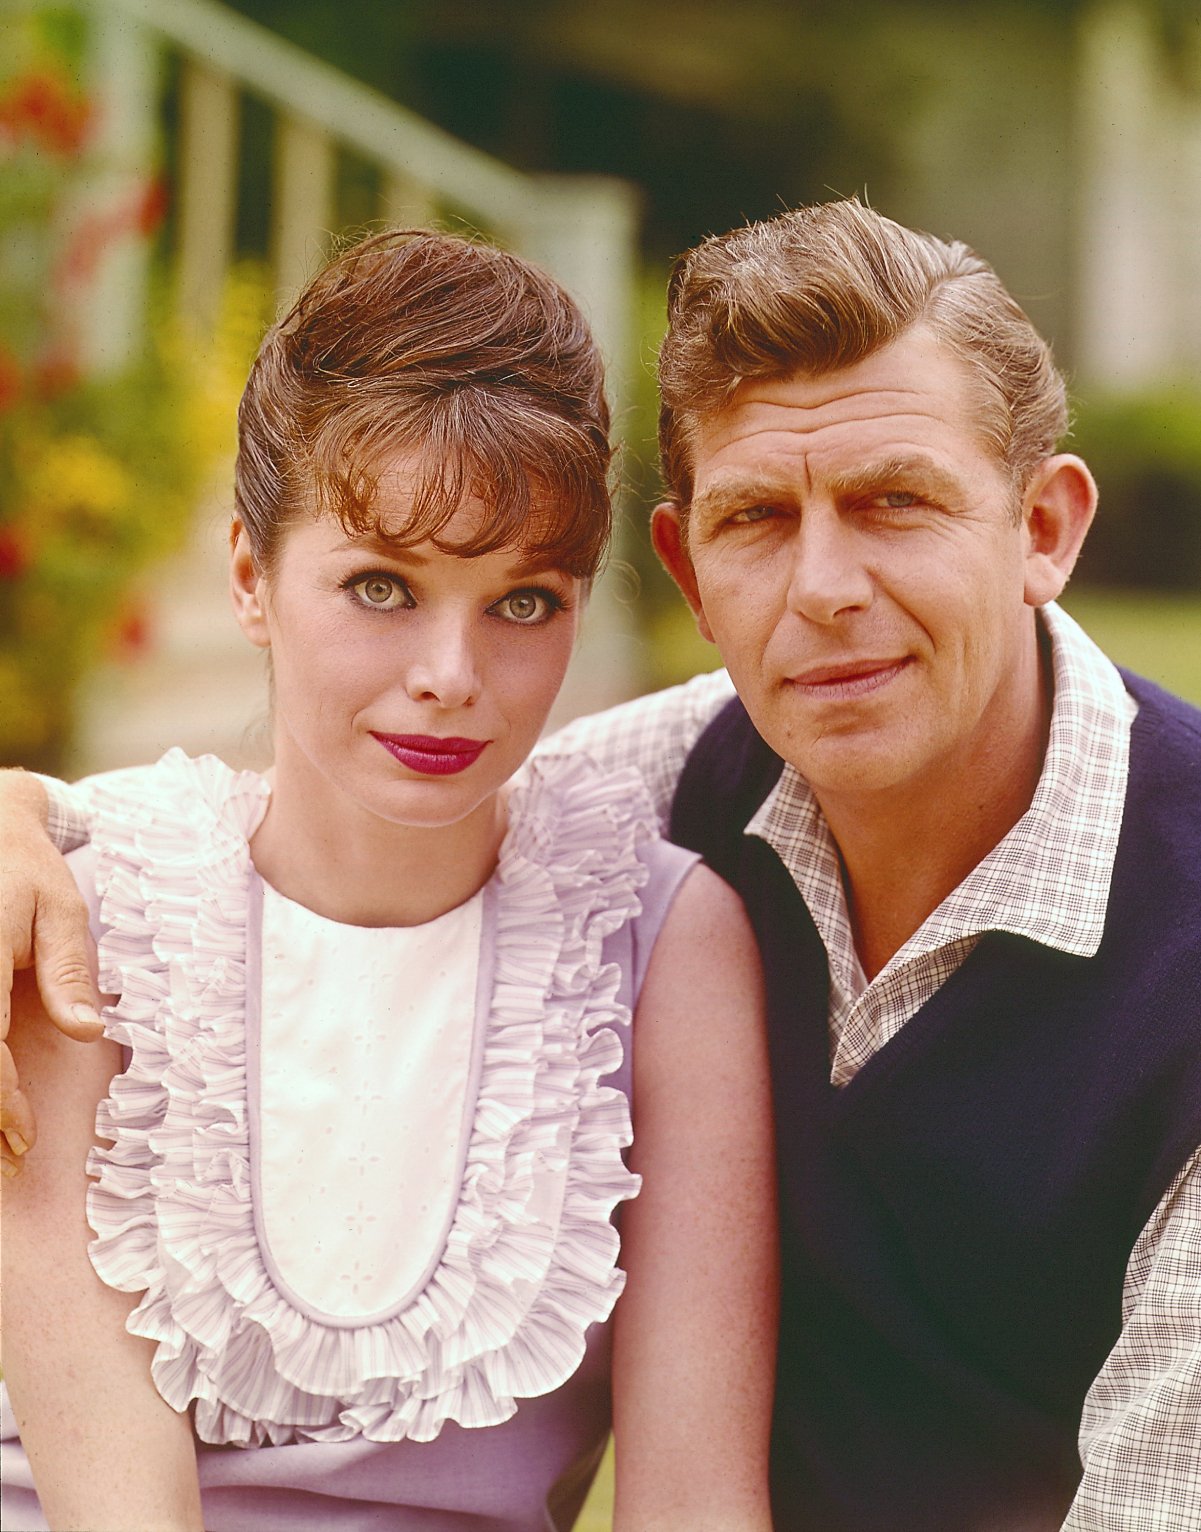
top-left (1021, 454), bottom-right (1098, 608)
top-left (230, 520), bottom-right (271, 649)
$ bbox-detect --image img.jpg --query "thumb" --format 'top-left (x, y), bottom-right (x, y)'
top-left (33, 897), bottom-right (104, 1041)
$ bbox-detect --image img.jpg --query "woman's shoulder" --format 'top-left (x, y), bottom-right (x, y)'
top-left (65, 753), bottom-right (263, 933)
top-left (84, 748), bottom-right (268, 827)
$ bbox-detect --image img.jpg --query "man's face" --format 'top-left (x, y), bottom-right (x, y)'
top-left (656, 326), bottom-right (1063, 809)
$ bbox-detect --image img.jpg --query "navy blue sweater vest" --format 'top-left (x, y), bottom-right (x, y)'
top-left (669, 672), bottom-right (1201, 1532)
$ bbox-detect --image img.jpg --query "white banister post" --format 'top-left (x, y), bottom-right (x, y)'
top-left (517, 175), bottom-right (645, 716)
top-left (1165, 46), bottom-right (1201, 380)
top-left (175, 57), bottom-right (239, 334)
top-left (77, 0), bottom-right (159, 374)
top-left (272, 112), bottom-right (335, 309)
top-left (1074, 3), bottom-right (1172, 388)
top-left (380, 169), bottom-right (437, 230)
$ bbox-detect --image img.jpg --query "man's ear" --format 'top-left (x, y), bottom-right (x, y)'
top-left (1021, 454), bottom-right (1098, 608)
top-left (651, 503), bottom-right (716, 644)
top-left (230, 520), bottom-right (271, 649)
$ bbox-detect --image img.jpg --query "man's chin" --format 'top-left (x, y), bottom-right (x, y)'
top-left (766, 725), bottom-right (926, 803)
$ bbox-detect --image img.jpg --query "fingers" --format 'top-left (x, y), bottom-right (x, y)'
top-left (1, 940), bottom-right (12, 1041)
top-left (33, 892), bottom-right (103, 1041)
top-left (2, 1039), bottom-right (37, 1174)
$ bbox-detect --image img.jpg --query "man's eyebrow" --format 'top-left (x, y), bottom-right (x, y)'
top-left (689, 477), bottom-right (795, 523)
top-left (825, 454), bottom-right (963, 500)
top-left (690, 455), bottom-right (965, 523)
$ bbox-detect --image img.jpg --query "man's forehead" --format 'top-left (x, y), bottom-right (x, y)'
top-left (708, 332), bottom-right (965, 419)
top-left (686, 342), bottom-right (1002, 497)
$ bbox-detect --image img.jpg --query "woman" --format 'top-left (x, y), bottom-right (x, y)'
top-left (0, 230), bottom-right (776, 1530)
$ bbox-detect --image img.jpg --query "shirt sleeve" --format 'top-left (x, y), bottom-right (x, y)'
top-left (36, 769), bottom-right (151, 854)
top-left (1063, 1146), bottom-right (1201, 1530)
top-left (35, 774), bottom-right (94, 853)
top-left (535, 669), bottom-right (737, 831)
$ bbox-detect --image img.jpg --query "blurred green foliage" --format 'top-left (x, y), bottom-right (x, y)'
top-left (1069, 387), bottom-right (1201, 592)
top-left (1060, 588), bottom-right (1201, 704)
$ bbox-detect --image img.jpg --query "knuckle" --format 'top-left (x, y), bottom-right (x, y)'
top-left (46, 958), bottom-right (96, 991)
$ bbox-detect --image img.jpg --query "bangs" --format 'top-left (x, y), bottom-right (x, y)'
top-left (303, 387), bottom-right (612, 578)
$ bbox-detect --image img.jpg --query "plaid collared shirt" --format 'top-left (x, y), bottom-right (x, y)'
top-left (42, 602), bottom-right (1200, 1525)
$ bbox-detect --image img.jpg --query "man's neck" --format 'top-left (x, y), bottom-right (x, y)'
top-left (818, 642), bottom-right (1055, 982)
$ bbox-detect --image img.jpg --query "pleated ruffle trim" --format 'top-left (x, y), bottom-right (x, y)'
top-left (84, 749), bottom-right (652, 1446)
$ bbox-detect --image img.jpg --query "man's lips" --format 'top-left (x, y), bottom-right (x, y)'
top-left (371, 733), bottom-right (489, 776)
top-left (788, 657), bottom-right (911, 699)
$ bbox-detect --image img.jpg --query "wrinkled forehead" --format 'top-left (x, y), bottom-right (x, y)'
top-left (682, 330), bottom-right (1013, 497)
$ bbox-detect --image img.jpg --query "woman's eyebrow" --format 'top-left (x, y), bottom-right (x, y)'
top-left (342, 531), bottom-right (429, 562)
top-left (337, 533), bottom-right (569, 582)
top-left (504, 553), bottom-right (574, 581)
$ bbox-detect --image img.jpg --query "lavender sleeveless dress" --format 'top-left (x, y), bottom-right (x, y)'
top-left (0, 750), bottom-right (697, 1531)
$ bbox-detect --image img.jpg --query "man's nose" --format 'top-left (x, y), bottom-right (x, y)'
top-left (785, 510), bottom-right (873, 624)
top-left (403, 613), bottom-right (481, 708)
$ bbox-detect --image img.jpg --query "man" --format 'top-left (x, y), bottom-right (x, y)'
top-left (3, 200), bottom-right (1200, 1529)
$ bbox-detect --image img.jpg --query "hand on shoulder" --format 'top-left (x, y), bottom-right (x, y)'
top-left (1, 770), bottom-right (102, 1174)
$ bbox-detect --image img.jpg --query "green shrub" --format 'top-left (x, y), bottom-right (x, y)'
top-left (1068, 387), bottom-right (1201, 592)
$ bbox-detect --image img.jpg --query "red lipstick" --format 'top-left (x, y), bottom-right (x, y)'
top-left (371, 733), bottom-right (488, 775)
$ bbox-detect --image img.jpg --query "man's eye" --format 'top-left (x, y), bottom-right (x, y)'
top-left (348, 574), bottom-right (410, 610)
top-left (874, 491), bottom-right (920, 510)
top-left (490, 588), bottom-right (560, 625)
top-left (729, 505), bottom-right (777, 525)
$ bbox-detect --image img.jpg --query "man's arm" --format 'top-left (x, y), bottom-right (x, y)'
top-left (1063, 1149), bottom-right (1201, 1530)
top-left (539, 668), bottom-right (735, 830)
top-left (0, 770), bottom-right (102, 1172)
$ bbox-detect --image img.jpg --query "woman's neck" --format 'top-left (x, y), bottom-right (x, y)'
top-left (249, 769), bottom-right (508, 928)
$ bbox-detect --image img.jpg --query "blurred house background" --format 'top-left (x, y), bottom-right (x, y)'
top-left (2, 0), bottom-right (1199, 778)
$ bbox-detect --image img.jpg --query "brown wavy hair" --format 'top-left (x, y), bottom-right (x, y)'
top-left (235, 229), bottom-right (613, 577)
top-left (658, 198), bottom-right (1067, 519)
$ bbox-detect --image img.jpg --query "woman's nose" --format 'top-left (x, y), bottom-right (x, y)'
top-left (403, 615), bottom-right (482, 708)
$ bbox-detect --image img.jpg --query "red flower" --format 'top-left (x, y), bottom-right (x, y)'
top-left (0, 70), bottom-right (93, 156)
top-left (54, 176), bottom-right (168, 293)
top-left (113, 605), bottom-right (154, 657)
top-left (0, 347), bottom-right (20, 412)
top-left (137, 177), bottom-right (169, 237)
top-left (0, 528), bottom-right (30, 580)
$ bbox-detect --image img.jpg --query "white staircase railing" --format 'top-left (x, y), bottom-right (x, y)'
top-left (74, 0), bottom-right (640, 399)
top-left (53, 0), bottom-right (645, 737)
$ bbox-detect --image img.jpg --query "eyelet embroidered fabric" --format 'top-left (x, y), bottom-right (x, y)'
top-left (84, 748), bottom-right (653, 1448)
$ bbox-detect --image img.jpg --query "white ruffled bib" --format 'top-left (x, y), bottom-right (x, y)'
top-left (251, 881), bottom-right (483, 1321)
top-left (84, 750), bottom-right (655, 1448)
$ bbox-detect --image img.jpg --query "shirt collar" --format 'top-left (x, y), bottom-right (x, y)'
top-left (747, 602), bottom-right (1134, 961)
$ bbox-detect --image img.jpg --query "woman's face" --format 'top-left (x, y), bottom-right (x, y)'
top-left (231, 452), bottom-right (584, 836)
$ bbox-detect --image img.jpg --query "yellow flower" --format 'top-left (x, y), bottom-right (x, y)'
top-left (24, 434), bottom-right (132, 526)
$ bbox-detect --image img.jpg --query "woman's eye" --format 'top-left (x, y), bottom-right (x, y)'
top-left (490, 589), bottom-right (559, 625)
top-left (349, 574), bottom-right (410, 610)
